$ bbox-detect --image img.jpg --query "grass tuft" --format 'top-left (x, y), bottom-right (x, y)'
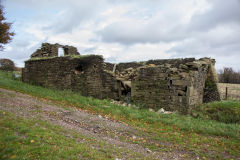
top-left (192, 101), bottom-right (240, 124)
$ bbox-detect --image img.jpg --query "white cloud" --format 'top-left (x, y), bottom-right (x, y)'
top-left (0, 0), bottom-right (239, 70)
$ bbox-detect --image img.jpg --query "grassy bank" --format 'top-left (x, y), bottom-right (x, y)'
top-left (192, 100), bottom-right (240, 124)
top-left (0, 71), bottom-right (240, 159)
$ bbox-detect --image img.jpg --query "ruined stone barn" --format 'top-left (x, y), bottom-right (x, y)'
top-left (23, 43), bottom-right (120, 100)
top-left (22, 43), bottom-right (220, 113)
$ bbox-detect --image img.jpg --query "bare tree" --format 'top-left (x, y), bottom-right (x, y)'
top-left (219, 67), bottom-right (240, 84)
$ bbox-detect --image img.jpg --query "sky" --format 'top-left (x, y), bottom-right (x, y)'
top-left (0, 0), bottom-right (240, 70)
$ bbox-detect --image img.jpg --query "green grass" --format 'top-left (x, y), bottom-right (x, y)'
top-left (0, 71), bottom-right (240, 159)
top-left (0, 111), bottom-right (109, 160)
top-left (0, 111), bottom-right (150, 160)
top-left (192, 101), bottom-right (240, 124)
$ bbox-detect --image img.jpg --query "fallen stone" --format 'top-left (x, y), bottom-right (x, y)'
top-left (149, 108), bottom-right (154, 112)
top-left (146, 148), bottom-right (152, 153)
top-left (157, 108), bottom-right (165, 114)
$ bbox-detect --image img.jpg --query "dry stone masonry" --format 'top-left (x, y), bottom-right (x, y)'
top-left (31, 43), bottom-right (79, 58)
top-left (23, 43), bottom-right (220, 114)
top-left (131, 58), bottom-right (220, 113)
top-left (23, 55), bottom-right (120, 100)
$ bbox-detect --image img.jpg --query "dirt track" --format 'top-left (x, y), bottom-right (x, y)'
top-left (0, 87), bottom-right (193, 160)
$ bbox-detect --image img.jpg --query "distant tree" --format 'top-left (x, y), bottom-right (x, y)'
top-left (0, 4), bottom-right (14, 50)
top-left (218, 67), bottom-right (240, 84)
top-left (0, 58), bottom-right (15, 71)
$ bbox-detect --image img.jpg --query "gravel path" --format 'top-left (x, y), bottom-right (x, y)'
top-left (0, 87), bottom-right (192, 159)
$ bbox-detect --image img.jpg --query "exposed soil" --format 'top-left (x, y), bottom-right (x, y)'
top-left (0, 88), bottom-right (196, 160)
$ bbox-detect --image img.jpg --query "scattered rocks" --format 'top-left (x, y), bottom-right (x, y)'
top-left (146, 148), bottom-right (152, 153)
top-left (149, 108), bottom-right (154, 112)
top-left (157, 108), bottom-right (173, 114)
top-left (110, 100), bottom-right (131, 107)
top-left (63, 111), bottom-right (72, 116)
top-left (157, 108), bottom-right (165, 114)
top-left (115, 67), bottom-right (139, 81)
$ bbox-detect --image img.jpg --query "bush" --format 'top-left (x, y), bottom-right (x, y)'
top-left (192, 101), bottom-right (240, 124)
top-left (0, 59), bottom-right (15, 71)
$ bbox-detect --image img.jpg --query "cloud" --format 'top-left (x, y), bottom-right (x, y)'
top-left (188, 0), bottom-right (240, 31)
top-left (98, 0), bottom-right (240, 45)
top-left (4, 0), bottom-right (110, 34)
top-left (98, 19), bottom-right (187, 45)
top-left (168, 24), bottom-right (240, 55)
top-left (41, 0), bottom-right (110, 34)
top-left (0, 37), bottom-right (40, 67)
top-left (1, 0), bottom-right (240, 70)
top-left (98, 0), bottom-right (209, 44)
top-left (166, 0), bottom-right (240, 69)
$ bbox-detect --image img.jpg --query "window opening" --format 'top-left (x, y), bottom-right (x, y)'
top-left (58, 48), bottom-right (64, 57)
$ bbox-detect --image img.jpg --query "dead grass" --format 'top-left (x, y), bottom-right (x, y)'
top-left (217, 83), bottom-right (240, 100)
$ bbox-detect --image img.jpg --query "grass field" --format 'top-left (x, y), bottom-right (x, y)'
top-left (0, 71), bottom-right (240, 159)
top-left (218, 83), bottom-right (240, 100)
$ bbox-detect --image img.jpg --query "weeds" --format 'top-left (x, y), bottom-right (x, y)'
top-left (192, 101), bottom-right (240, 124)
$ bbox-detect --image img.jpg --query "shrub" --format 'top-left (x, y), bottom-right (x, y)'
top-left (192, 101), bottom-right (240, 124)
top-left (0, 59), bottom-right (15, 71)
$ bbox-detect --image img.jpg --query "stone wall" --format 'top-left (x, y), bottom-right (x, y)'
top-left (131, 58), bottom-right (219, 113)
top-left (31, 43), bottom-right (80, 58)
top-left (103, 62), bottom-right (144, 73)
top-left (23, 43), bottom-right (221, 114)
top-left (22, 55), bottom-right (120, 100)
top-left (104, 58), bottom-right (196, 73)
top-left (116, 62), bottom-right (144, 72)
top-left (201, 58), bottom-right (221, 103)
top-left (104, 62), bottom-right (115, 71)
top-left (146, 58), bottom-right (195, 67)
top-left (104, 58), bottom-right (196, 74)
